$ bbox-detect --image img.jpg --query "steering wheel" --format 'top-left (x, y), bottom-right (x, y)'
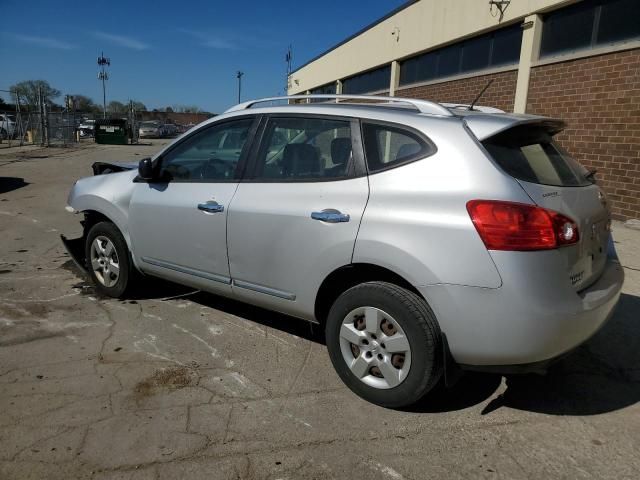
top-left (201, 158), bottom-right (229, 179)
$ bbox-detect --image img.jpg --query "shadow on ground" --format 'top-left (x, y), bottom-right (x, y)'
top-left (0, 176), bottom-right (29, 194)
top-left (66, 260), bottom-right (640, 417)
top-left (414, 293), bottom-right (640, 416)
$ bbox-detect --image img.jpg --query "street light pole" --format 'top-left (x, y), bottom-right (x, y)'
top-left (236, 71), bottom-right (244, 104)
top-left (97, 52), bottom-right (110, 118)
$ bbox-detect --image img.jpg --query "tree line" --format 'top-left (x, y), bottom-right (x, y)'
top-left (3, 79), bottom-right (205, 114)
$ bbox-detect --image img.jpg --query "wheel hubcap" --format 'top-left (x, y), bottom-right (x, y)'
top-left (339, 306), bottom-right (411, 389)
top-left (90, 236), bottom-right (120, 288)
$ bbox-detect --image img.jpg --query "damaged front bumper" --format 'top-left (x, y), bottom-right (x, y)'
top-left (60, 234), bottom-right (88, 275)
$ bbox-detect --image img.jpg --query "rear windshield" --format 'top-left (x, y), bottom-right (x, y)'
top-left (482, 125), bottom-right (591, 187)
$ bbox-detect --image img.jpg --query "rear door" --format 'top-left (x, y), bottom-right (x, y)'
top-left (226, 115), bottom-right (369, 320)
top-left (482, 123), bottom-right (610, 290)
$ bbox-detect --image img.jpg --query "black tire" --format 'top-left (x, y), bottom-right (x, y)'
top-left (325, 281), bottom-right (442, 408)
top-left (85, 221), bottom-right (133, 298)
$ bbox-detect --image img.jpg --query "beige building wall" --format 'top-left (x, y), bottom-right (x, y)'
top-left (289, 0), bottom-right (574, 94)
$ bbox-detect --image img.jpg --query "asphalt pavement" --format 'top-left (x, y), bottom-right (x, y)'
top-left (1, 140), bottom-right (639, 479)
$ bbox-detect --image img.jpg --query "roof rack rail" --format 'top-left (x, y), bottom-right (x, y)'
top-left (225, 94), bottom-right (454, 117)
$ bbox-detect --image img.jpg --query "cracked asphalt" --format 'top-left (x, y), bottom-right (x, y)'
top-left (1, 141), bottom-right (639, 480)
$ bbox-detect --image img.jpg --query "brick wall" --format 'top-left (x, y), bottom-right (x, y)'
top-left (527, 49), bottom-right (640, 221)
top-left (396, 69), bottom-right (518, 113)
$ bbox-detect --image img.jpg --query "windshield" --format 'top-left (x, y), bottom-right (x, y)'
top-left (482, 125), bottom-right (592, 187)
top-left (141, 122), bottom-right (159, 128)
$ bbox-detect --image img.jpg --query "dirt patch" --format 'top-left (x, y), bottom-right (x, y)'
top-left (133, 366), bottom-right (197, 400)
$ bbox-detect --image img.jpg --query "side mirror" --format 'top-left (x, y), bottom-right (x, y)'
top-left (138, 157), bottom-right (154, 180)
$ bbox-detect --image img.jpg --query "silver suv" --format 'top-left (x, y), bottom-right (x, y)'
top-left (62, 94), bottom-right (624, 408)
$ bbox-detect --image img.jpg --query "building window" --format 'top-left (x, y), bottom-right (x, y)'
top-left (399, 23), bottom-right (522, 87)
top-left (309, 83), bottom-right (337, 95)
top-left (540, 0), bottom-right (640, 57)
top-left (341, 65), bottom-right (391, 94)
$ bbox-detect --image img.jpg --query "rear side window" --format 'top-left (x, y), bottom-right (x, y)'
top-left (482, 125), bottom-right (591, 187)
top-left (362, 123), bottom-right (433, 172)
top-left (254, 117), bottom-right (353, 180)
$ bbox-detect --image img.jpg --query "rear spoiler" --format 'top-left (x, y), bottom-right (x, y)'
top-left (463, 114), bottom-right (566, 141)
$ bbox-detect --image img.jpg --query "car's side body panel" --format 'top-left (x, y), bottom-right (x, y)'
top-left (353, 116), bottom-right (531, 290)
top-left (227, 176), bottom-right (369, 321)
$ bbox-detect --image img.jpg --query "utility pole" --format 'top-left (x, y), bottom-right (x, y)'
top-left (285, 45), bottom-right (292, 94)
top-left (236, 71), bottom-right (244, 104)
top-left (97, 52), bottom-right (110, 118)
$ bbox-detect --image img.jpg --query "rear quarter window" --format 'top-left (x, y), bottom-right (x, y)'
top-left (362, 122), bottom-right (434, 173)
top-left (482, 125), bottom-right (591, 187)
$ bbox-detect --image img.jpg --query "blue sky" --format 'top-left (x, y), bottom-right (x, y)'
top-left (0, 0), bottom-right (406, 113)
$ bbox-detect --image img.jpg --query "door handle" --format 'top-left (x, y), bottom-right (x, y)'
top-left (311, 209), bottom-right (350, 223)
top-left (197, 202), bottom-right (224, 213)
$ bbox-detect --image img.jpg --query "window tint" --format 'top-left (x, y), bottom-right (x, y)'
top-left (160, 118), bottom-right (253, 181)
top-left (255, 117), bottom-right (352, 180)
top-left (540, 1), bottom-right (595, 56)
top-left (541, 0), bottom-right (640, 57)
top-left (482, 125), bottom-right (591, 187)
top-left (461, 35), bottom-right (490, 72)
top-left (342, 65), bottom-right (391, 94)
top-left (310, 82), bottom-right (337, 95)
top-left (598, 0), bottom-right (640, 44)
top-left (399, 24), bottom-right (522, 86)
top-left (362, 123), bottom-right (431, 172)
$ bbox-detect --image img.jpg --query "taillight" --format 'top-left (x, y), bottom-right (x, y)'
top-left (466, 200), bottom-right (579, 251)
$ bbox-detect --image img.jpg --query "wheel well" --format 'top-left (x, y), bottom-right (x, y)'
top-left (314, 263), bottom-right (422, 325)
top-left (81, 210), bottom-right (112, 235)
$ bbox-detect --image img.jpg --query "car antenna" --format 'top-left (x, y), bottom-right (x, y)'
top-left (468, 79), bottom-right (494, 111)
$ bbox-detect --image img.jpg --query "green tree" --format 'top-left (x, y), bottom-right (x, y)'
top-left (130, 100), bottom-right (147, 112)
top-left (165, 106), bottom-right (174, 113)
top-left (70, 94), bottom-right (99, 112)
top-left (10, 80), bottom-right (61, 108)
top-left (108, 101), bottom-right (126, 114)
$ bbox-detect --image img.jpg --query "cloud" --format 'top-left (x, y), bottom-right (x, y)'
top-left (177, 29), bottom-right (237, 49)
top-left (10, 34), bottom-right (75, 50)
top-left (94, 32), bottom-right (149, 50)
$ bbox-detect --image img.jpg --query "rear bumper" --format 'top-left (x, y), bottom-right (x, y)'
top-left (420, 252), bottom-right (624, 368)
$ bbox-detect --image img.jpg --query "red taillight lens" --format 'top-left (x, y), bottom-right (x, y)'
top-left (466, 200), bottom-right (579, 251)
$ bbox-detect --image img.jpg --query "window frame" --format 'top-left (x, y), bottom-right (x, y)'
top-left (360, 120), bottom-right (437, 175)
top-left (540, 0), bottom-right (640, 58)
top-left (146, 115), bottom-right (261, 184)
top-left (242, 113), bottom-right (367, 183)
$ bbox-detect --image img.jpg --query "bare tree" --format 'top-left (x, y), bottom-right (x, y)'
top-left (10, 80), bottom-right (61, 108)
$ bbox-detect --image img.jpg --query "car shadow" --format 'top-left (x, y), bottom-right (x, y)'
top-left (412, 292), bottom-right (640, 416)
top-left (92, 268), bottom-right (640, 416)
top-left (129, 277), bottom-right (326, 344)
top-left (0, 177), bottom-right (29, 194)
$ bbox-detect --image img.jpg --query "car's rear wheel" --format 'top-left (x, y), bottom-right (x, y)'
top-left (325, 281), bottom-right (442, 408)
top-left (85, 221), bottom-right (133, 298)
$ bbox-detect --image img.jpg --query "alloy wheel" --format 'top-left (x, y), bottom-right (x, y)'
top-left (90, 236), bottom-right (120, 288)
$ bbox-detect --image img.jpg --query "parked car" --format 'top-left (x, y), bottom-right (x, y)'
top-left (61, 94), bottom-right (624, 408)
top-left (0, 113), bottom-right (17, 139)
top-left (78, 119), bottom-right (95, 138)
top-left (138, 121), bottom-right (165, 138)
top-left (163, 123), bottom-right (178, 137)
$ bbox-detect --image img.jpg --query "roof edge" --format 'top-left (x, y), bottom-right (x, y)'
top-left (290, 0), bottom-right (417, 75)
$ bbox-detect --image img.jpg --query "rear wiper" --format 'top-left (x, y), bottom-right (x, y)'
top-left (585, 168), bottom-right (597, 182)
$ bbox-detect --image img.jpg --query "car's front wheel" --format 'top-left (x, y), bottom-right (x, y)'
top-left (85, 221), bottom-right (133, 298)
top-left (325, 281), bottom-right (442, 408)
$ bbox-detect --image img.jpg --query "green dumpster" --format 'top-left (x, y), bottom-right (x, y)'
top-left (95, 119), bottom-right (129, 145)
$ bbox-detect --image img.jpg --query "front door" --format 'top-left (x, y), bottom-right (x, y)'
top-left (227, 115), bottom-right (369, 320)
top-left (129, 117), bottom-right (257, 293)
